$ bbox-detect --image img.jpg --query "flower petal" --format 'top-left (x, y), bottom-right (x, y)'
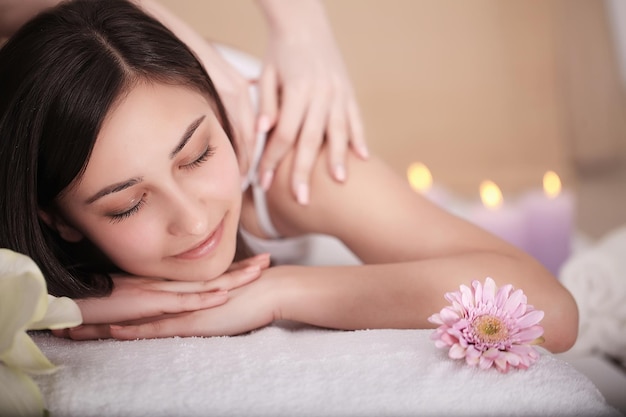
top-left (29, 295), bottom-right (82, 330)
top-left (481, 277), bottom-right (497, 305)
top-left (439, 307), bottom-right (461, 325)
top-left (479, 355), bottom-right (494, 370)
top-left (494, 284), bottom-right (513, 309)
top-left (449, 343), bottom-right (466, 359)
top-left (460, 285), bottom-right (474, 309)
top-left (513, 325), bottom-right (545, 344)
top-left (0, 332), bottom-right (56, 374)
top-left (0, 364), bottom-right (45, 417)
top-left (472, 279), bottom-right (483, 306)
top-left (494, 355), bottom-right (509, 373)
top-left (0, 259), bottom-right (47, 354)
top-left (516, 309), bottom-right (545, 330)
top-left (502, 288), bottom-right (525, 315)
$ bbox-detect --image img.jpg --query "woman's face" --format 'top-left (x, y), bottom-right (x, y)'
top-left (54, 82), bottom-right (242, 281)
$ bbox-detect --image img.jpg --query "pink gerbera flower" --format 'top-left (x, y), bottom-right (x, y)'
top-left (428, 277), bottom-right (544, 373)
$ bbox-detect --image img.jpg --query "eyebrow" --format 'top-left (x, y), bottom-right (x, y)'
top-left (169, 115), bottom-right (206, 159)
top-left (85, 177), bottom-right (143, 204)
top-left (85, 115), bottom-right (206, 205)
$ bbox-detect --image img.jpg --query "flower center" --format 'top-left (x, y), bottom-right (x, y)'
top-left (472, 315), bottom-right (509, 344)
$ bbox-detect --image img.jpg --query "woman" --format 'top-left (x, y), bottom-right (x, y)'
top-left (0, 0), bottom-right (578, 352)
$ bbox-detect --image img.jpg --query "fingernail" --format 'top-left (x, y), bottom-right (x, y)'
top-left (257, 115), bottom-right (271, 133)
top-left (241, 174), bottom-right (250, 190)
top-left (214, 290), bottom-right (229, 296)
top-left (296, 183), bottom-right (309, 205)
top-left (334, 164), bottom-right (346, 182)
top-left (110, 325), bottom-right (123, 331)
top-left (69, 325), bottom-right (84, 332)
top-left (356, 144), bottom-right (369, 159)
top-left (243, 265), bottom-right (261, 274)
top-left (261, 170), bottom-right (274, 190)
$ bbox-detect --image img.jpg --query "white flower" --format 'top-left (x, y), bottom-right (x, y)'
top-left (0, 249), bottom-right (82, 417)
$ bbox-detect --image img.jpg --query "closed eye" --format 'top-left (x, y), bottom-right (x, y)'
top-left (181, 145), bottom-right (215, 170)
top-left (108, 197), bottom-right (146, 223)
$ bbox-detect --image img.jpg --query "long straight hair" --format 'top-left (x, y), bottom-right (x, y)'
top-left (0, 0), bottom-right (247, 297)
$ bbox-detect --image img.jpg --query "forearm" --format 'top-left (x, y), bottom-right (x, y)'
top-left (271, 252), bottom-right (578, 353)
top-left (256, 0), bottom-right (333, 41)
top-left (133, 1), bottom-right (222, 63)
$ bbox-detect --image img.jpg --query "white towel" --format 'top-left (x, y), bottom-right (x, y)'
top-left (31, 324), bottom-right (620, 417)
top-left (560, 225), bottom-right (626, 364)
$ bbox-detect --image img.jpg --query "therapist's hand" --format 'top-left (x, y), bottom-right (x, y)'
top-left (255, 25), bottom-right (368, 205)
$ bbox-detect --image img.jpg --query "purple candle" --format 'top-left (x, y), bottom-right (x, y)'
top-left (521, 171), bottom-right (575, 278)
top-left (470, 180), bottom-right (527, 250)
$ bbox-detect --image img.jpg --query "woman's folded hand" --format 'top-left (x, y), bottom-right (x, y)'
top-left (51, 253), bottom-right (271, 340)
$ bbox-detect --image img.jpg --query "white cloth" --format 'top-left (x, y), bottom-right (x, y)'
top-left (31, 325), bottom-right (621, 417)
top-left (560, 225), bottom-right (626, 364)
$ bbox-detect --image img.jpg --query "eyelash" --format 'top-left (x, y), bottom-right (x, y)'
top-left (182, 145), bottom-right (215, 170)
top-left (108, 145), bottom-right (216, 223)
top-left (109, 198), bottom-right (146, 224)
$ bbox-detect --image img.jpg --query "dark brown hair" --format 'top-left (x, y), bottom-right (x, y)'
top-left (0, 0), bottom-right (244, 297)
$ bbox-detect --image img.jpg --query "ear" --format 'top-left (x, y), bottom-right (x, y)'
top-left (38, 209), bottom-right (84, 243)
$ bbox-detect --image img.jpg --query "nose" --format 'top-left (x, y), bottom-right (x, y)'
top-left (166, 188), bottom-right (209, 237)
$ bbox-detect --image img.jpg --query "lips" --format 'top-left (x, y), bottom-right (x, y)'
top-left (174, 219), bottom-right (224, 260)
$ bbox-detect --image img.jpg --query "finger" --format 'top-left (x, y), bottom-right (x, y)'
top-left (290, 93), bottom-right (329, 205)
top-left (256, 65), bottom-right (278, 134)
top-left (151, 266), bottom-right (261, 293)
top-left (257, 87), bottom-right (308, 191)
top-left (67, 324), bottom-right (112, 340)
top-left (110, 313), bottom-right (198, 340)
top-left (325, 96), bottom-right (349, 182)
top-left (346, 99), bottom-right (368, 159)
top-left (226, 252), bottom-right (271, 272)
top-left (51, 328), bottom-right (70, 338)
top-left (78, 290), bottom-right (229, 324)
top-left (233, 98), bottom-right (257, 179)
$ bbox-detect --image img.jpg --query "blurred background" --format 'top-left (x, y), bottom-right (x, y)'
top-left (160, 0), bottom-right (626, 240)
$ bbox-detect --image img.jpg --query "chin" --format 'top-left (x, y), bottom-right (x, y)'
top-left (173, 236), bottom-right (238, 281)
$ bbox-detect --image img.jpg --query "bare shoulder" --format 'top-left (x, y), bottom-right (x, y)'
top-left (264, 146), bottom-right (492, 263)
top-left (264, 146), bottom-right (398, 236)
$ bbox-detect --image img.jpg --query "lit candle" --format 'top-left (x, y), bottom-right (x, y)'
top-left (407, 162), bottom-right (450, 207)
top-left (470, 180), bottom-right (527, 250)
top-left (521, 171), bottom-right (575, 277)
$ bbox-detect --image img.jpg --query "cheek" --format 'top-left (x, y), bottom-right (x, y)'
top-left (204, 146), bottom-right (241, 198)
top-left (85, 220), bottom-right (162, 266)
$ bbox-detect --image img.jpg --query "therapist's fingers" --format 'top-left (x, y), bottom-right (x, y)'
top-left (289, 92), bottom-right (329, 205)
top-left (256, 64), bottom-right (278, 135)
top-left (346, 99), bottom-right (368, 160)
top-left (257, 83), bottom-right (308, 192)
top-left (228, 95), bottom-right (256, 181)
top-left (325, 95), bottom-right (349, 183)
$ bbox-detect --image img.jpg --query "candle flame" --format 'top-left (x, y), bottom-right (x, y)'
top-left (543, 171), bottom-right (561, 199)
top-left (407, 162), bottom-right (433, 193)
top-left (480, 180), bottom-right (503, 210)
